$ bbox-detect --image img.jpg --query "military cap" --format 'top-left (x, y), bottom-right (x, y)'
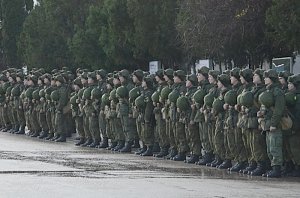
top-left (230, 68), bottom-right (240, 80)
top-left (55, 74), bottom-right (65, 83)
top-left (163, 68), bottom-right (174, 80)
top-left (239, 68), bottom-right (253, 82)
top-left (197, 66), bottom-right (210, 78)
top-left (29, 75), bottom-right (38, 84)
top-left (133, 69), bottom-right (144, 82)
top-left (253, 68), bottom-right (264, 81)
top-left (173, 70), bottom-right (186, 81)
top-left (143, 76), bottom-right (153, 89)
top-left (88, 72), bottom-right (97, 81)
top-left (264, 69), bottom-right (278, 82)
top-left (81, 72), bottom-right (88, 80)
top-left (278, 71), bottom-right (292, 81)
top-left (208, 70), bottom-right (220, 80)
top-left (217, 74), bottom-right (230, 87)
top-left (186, 74), bottom-right (198, 85)
top-left (96, 69), bottom-right (107, 79)
top-left (288, 74), bottom-right (300, 86)
top-left (118, 69), bottom-right (130, 79)
top-left (155, 69), bottom-right (164, 80)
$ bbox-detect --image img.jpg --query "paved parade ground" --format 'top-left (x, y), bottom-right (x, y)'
top-left (0, 132), bottom-right (299, 198)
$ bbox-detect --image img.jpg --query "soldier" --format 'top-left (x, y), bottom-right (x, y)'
top-left (85, 72), bottom-right (100, 147)
top-left (71, 78), bottom-right (85, 146)
top-left (103, 76), bottom-right (117, 150)
top-left (96, 69), bottom-right (109, 148)
top-left (117, 69), bottom-right (135, 153)
top-left (131, 69), bottom-right (144, 154)
top-left (183, 74), bottom-right (199, 163)
top-left (153, 69), bottom-right (169, 158)
top-left (194, 67), bottom-right (214, 165)
top-left (162, 68), bottom-right (176, 159)
top-left (278, 71), bottom-right (291, 92)
top-left (110, 74), bottom-right (125, 151)
top-left (171, 70), bottom-right (187, 161)
top-left (258, 69), bottom-right (285, 178)
top-left (285, 74), bottom-right (300, 177)
top-left (53, 75), bottom-right (69, 142)
top-left (212, 74), bottom-right (230, 168)
top-left (224, 68), bottom-right (247, 171)
top-left (205, 70), bottom-right (220, 167)
top-left (238, 68), bottom-right (257, 174)
top-left (248, 69), bottom-right (269, 176)
top-left (135, 76), bottom-right (155, 156)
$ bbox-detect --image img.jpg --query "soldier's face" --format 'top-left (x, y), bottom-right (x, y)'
top-left (56, 81), bottom-right (61, 87)
top-left (264, 77), bottom-right (272, 86)
top-left (186, 80), bottom-right (192, 88)
top-left (279, 77), bottom-right (286, 85)
top-left (113, 78), bottom-right (120, 85)
top-left (51, 80), bottom-right (56, 86)
top-left (174, 76), bottom-right (181, 84)
top-left (197, 73), bottom-right (205, 82)
top-left (38, 79), bottom-right (43, 85)
top-left (8, 77), bottom-right (14, 83)
top-left (217, 81), bottom-right (224, 89)
top-left (230, 76), bottom-right (238, 85)
top-left (155, 76), bottom-right (160, 82)
top-left (44, 78), bottom-right (50, 84)
top-left (28, 80), bottom-right (33, 86)
top-left (132, 75), bottom-right (138, 83)
top-left (16, 77), bottom-right (21, 82)
top-left (142, 81), bottom-right (147, 88)
top-left (253, 74), bottom-right (261, 85)
top-left (88, 78), bottom-right (94, 84)
top-left (288, 82), bottom-right (296, 91)
top-left (163, 75), bottom-right (169, 82)
top-left (106, 84), bottom-right (112, 90)
top-left (240, 76), bottom-right (247, 84)
top-left (96, 74), bottom-right (101, 81)
top-left (119, 76), bottom-right (125, 83)
top-left (208, 75), bottom-right (216, 84)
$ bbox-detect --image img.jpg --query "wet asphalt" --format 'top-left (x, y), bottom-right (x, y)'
top-left (0, 132), bottom-right (299, 198)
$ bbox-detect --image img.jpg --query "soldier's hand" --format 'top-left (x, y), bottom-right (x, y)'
top-left (190, 120), bottom-right (194, 125)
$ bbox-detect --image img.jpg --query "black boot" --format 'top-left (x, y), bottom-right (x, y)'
top-left (131, 139), bottom-right (140, 148)
top-left (206, 156), bottom-right (217, 167)
top-left (15, 126), bottom-right (25, 135)
top-left (281, 160), bottom-right (295, 176)
top-left (112, 140), bottom-right (125, 151)
top-left (287, 165), bottom-right (300, 177)
top-left (165, 148), bottom-right (177, 160)
top-left (98, 137), bottom-right (109, 148)
top-left (211, 156), bottom-right (223, 167)
top-left (218, 159), bottom-right (232, 169)
top-left (196, 153), bottom-right (214, 165)
top-left (75, 138), bottom-right (85, 146)
top-left (55, 134), bottom-right (66, 142)
top-left (263, 165), bottom-right (281, 178)
top-left (88, 139), bottom-right (100, 148)
top-left (173, 153), bottom-right (186, 161)
top-left (251, 161), bottom-right (267, 176)
top-left (185, 155), bottom-right (199, 164)
top-left (154, 147), bottom-right (169, 158)
top-left (152, 142), bottom-right (160, 153)
top-left (240, 161), bottom-right (257, 174)
top-left (38, 131), bottom-right (49, 139)
top-left (30, 131), bottom-right (40, 138)
top-left (141, 146), bottom-right (153, 156)
top-left (135, 146), bottom-right (147, 155)
top-left (81, 138), bottom-right (93, 147)
top-left (229, 161), bottom-right (247, 172)
top-left (107, 141), bottom-right (118, 150)
top-left (45, 133), bottom-right (54, 140)
top-left (119, 141), bottom-right (133, 153)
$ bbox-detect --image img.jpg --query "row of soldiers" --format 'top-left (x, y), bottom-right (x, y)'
top-left (0, 66), bottom-right (299, 178)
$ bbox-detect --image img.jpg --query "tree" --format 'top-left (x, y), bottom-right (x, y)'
top-left (1, 0), bottom-right (27, 68)
top-left (266, 0), bottom-right (300, 53)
